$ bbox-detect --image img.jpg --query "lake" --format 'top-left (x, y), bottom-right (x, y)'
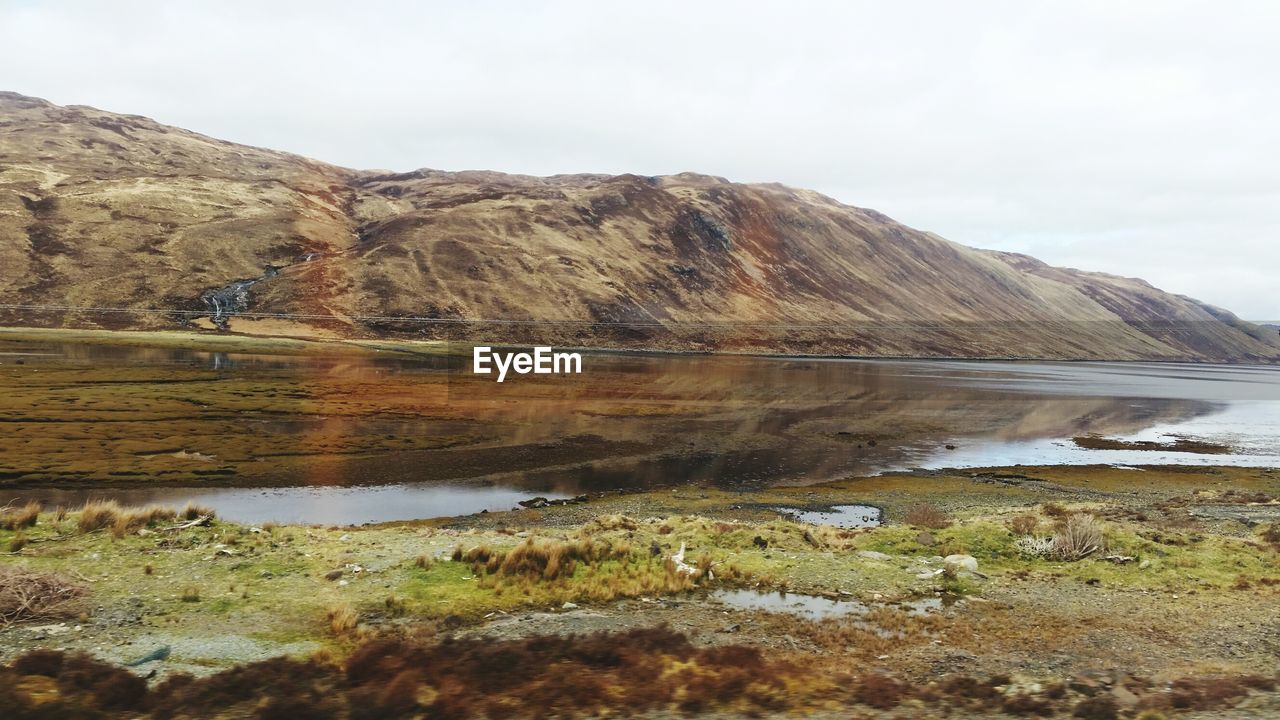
top-left (2, 338), bottom-right (1279, 524)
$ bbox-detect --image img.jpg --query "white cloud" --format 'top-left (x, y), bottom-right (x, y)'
top-left (2, 0), bottom-right (1277, 318)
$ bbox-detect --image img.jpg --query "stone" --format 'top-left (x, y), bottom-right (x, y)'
top-left (857, 550), bottom-right (893, 561)
top-left (324, 569), bottom-right (343, 581)
top-left (944, 554), bottom-right (979, 573)
top-left (916, 532), bottom-right (936, 546)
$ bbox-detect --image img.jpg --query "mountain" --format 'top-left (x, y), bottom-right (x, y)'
top-left (2, 91), bottom-right (1277, 361)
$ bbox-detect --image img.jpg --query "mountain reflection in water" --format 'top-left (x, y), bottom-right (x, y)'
top-left (2, 339), bottom-right (1278, 523)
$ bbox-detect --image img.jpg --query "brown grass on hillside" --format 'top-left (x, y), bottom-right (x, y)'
top-left (0, 567), bottom-right (86, 626)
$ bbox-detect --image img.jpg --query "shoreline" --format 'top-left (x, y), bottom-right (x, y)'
top-left (3, 325), bottom-right (1278, 366)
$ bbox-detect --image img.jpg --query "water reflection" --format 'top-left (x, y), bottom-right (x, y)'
top-left (2, 338), bottom-right (1279, 524)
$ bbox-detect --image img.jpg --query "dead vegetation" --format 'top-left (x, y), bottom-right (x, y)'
top-left (0, 566), bottom-right (86, 626)
top-left (0, 501), bottom-right (40, 531)
top-left (905, 503), bottom-right (952, 529)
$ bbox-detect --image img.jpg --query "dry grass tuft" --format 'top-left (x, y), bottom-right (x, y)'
top-left (1052, 513), bottom-right (1105, 560)
top-left (75, 501), bottom-right (215, 537)
top-left (327, 604), bottom-right (359, 636)
top-left (904, 503), bottom-right (951, 529)
top-left (180, 502), bottom-right (215, 520)
top-left (457, 536), bottom-right (630, 581)
top-left (0, 566), bottom-right (87, 626)
top-left (0, 501), bottom-right (40, 531)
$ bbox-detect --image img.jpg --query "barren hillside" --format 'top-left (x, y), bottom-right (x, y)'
top-left (2, 91), bottom-right (1277, 361)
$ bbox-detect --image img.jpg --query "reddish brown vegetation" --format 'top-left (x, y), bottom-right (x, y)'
top-left (2, 634), bottom-right (1276, 718)
top-left (0, 628), bottom-right (796, 719)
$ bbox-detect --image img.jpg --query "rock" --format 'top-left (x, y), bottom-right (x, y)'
top-left (916, 532), bottom-right (936, 546)
top-left (561, 602), bottom-right (579, 610)
top-left (1138, 559), bottom-right (1151, 569)
top-left (857, 550), bottom-right (892, 561)
top-left (125, 645), bottom-right (171, 667)
top-left (324, 569), bottom-right (343, 581)
top-left (518, 497), bottom-right (550, 509)
top-left (259, 570), bottom-right (274, 579)
top-left (719, 623), bottom-right (741, 633)
top-left (945, 444), bottom-right (957, 450)
top-left (944, 554), bottom-right (978, 573)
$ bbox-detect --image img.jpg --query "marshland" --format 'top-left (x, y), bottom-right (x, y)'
top-left (2, 330), bottom-right (1279, 718)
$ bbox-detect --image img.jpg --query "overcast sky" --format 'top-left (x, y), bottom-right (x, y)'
top-left (3, 1), bottom-right (1278, 319)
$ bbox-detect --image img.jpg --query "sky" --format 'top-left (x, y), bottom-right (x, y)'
top-left (2, 1), bottom-right (1278, 319)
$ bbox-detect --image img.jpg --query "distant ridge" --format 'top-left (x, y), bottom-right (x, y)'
top-left (2, 91), bottom-right (1278, 362)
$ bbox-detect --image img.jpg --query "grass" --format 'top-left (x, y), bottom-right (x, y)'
top-left (0, 472), bottom-right (1277, 702)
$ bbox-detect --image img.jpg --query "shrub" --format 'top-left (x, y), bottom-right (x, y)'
top-left (1052, 514), bottom-right (1104, 561)
top-left (854, 673), bottom-right (908, 709)
top-left (1009, 513), bottom-right (1039, 535)
top-left (0, 567), bottom-right (86, 626)
top-left (904, 504), bottom-right (951, 529)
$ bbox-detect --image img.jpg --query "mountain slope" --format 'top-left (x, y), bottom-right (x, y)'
top-left (2, 91), bottom-right (1277, 361)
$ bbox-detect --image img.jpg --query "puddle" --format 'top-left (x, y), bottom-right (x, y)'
top-left (774, 504), bottom-right (881, 528)
top-left (712, 589), bottom-right (958, 620)
top-left (712, 589), bottom-right (868, 618)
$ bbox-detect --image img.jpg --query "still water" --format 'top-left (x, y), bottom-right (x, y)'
top-left (2, 339), bottom-right (1278, 524)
